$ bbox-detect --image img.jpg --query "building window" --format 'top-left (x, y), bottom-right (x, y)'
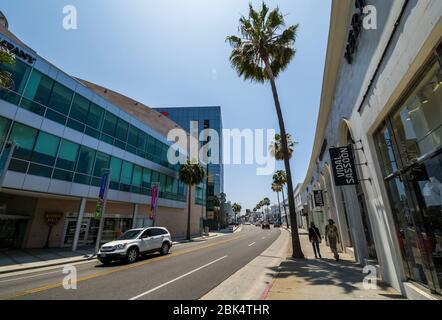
top-left (376, 59), bottom-right (442, 294)
top-left (31, 131), bottom-right (60, 167)
top-left (9, 122), bottom-right (37, 161)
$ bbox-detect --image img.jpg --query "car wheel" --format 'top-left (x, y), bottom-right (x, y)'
top-left (126, 247), bottom-right (139, 263)
top-left (160, 242), bottom-right (170, 255)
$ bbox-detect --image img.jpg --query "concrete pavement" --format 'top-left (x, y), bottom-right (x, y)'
top-left (0, 225), bottom-right (279, 300)
top-left (264, 230), bottom-right (405, 300)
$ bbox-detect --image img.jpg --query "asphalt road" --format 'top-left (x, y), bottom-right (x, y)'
top-left (0, 225), bottom-right (281, 300)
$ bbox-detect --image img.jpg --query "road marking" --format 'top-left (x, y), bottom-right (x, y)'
top-left (0, 233), bottom-right (249, 300)
top-left (248, 242), bottom-right (256, 247)
top-left (0, 270), bottom-right (61, 283)
top-left (129, 256), bottom-right (228, 300)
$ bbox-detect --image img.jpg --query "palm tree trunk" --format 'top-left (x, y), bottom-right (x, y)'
top-left (276, 191), bottom-right (282, 224)
top-left (281, 188), bottom-right (289, 229)
top-left (186, 185), bottom-right (192, 240)
top-left (264, 60), bottom-right (304, 259)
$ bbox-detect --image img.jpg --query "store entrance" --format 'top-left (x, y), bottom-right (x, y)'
top-left (0, 214), bottom-right (30, 250)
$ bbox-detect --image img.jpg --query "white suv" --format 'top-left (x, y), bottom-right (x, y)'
top-left (97, 227), bottom-right (172, 265)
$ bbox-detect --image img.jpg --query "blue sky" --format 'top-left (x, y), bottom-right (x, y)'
top-left (2, 0), bottom-right (331, 212)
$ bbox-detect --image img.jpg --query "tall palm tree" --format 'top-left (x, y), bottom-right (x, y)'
top-left (273, 170), bottom-right (289, 229)
top-left (227, 3), bottom-right (303, 258)
top-left (0, 47), bottom-right (14, 89)
top-left (232, 203), bottom-right (242, 225)
top-left (269, 133), bottom-right (298, 160)
top-left (179, 160), bottom-right (206, 240)
top-left (271, 182), bottom-right (282, 224)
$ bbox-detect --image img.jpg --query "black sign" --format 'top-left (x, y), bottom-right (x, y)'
top-left (0, 39), bottom-right (36, 64)
top-left (313, 190), bottom-right (324, 207)
top-left (329, 146), bottom-right (359, 186)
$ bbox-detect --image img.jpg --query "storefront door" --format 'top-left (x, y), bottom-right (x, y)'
top-left (0, 214), bottom-right (29, 249)
top-left (63, 218), bottom-right (90, 247)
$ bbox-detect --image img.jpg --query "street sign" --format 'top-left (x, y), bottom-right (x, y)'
top-left (313, 190), bottom-right (324, 207)
top-left (329, 145), bottom-right (359, 186)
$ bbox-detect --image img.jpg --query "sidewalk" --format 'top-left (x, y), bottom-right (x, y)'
top-left (264, 230), bottom-right (405, 300)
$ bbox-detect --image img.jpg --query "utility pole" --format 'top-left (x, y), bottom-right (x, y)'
top-left (94, 168), bottom-right (111, 254)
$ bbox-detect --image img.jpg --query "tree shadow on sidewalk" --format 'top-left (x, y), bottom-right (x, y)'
top-left (267, 257), bottom-right (392, 295)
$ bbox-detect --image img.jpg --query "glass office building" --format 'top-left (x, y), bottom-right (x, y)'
top-left (0, 17), bottom-right (204, 249)
top-left (154, 107), bottom-right (224, 228)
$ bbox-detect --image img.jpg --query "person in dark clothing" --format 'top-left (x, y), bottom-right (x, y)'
top-left (309, 222), bottom-right (322, 259)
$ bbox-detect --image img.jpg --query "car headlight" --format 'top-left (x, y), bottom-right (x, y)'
top-left (114, 243), bottom-right (127, 250)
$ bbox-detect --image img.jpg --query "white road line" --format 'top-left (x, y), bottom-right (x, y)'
top-left (129, 256), bottom-right (228, 300)
top-left (248, 242), bottom-right (256, 247)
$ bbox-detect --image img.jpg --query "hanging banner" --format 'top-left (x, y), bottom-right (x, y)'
top-left (313, 190), bottom-right (324, 207)
top-left (329, 145), bottom-right (359, 186)
top-left (94, 171), bottom-right (110, 220)
top-left (150, 184), bottom-right (159, 221)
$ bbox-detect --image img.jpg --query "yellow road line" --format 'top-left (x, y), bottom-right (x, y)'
top-left (1, 233), bottom-right (249, 300)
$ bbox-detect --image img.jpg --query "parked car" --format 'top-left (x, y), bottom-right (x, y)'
top-left (97, 227), bottom-right (172, 265)
top-left (262, 222), bottom-right (270, 229)
top-left (274, 223), bottom-right (281, 228)
top-left (255, 222), bottom-right (261, 227)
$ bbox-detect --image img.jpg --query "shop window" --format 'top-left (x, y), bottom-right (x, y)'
top-left (115, 118), bottom-right (129, 142)
top-left (69, 94), bottom-right (90, 123)
top-left (391, 63), bottom-right (442, 166)
top-left (56, 140), bottom-right (79, 171)
top-left (159, 173), bottom-right (167, 193)
top-left (23, 70), bottom-right (54, 107)
top-left (151, 171), bottom-right (159, 184)
top-left (31, 131), bottom-right (60, 166)
top-left (47, 82), bottom-right (73, 116)
top-left (9, 122), bottom-right (37, 161)
top-left (102, 111), bottom-right (117, 138)
top-left (137, 132), bottom-right (147, 151)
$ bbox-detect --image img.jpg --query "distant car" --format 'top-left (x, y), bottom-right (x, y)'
top-left (97, 227), bottom-right (172, 265)
top-left (255, 222), bottom-right (261, 227)
top-left (262, 222), bottom-right (270, 229)
top-left (245, 222), bottom-right (251, 225)
top-left (274, 223), bottom-right (281, 228)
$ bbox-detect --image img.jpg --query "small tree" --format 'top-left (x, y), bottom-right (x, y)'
top-left (271, 183), bottom-right (283, 224)
top-left (273, 170), bottom-right (289, 228)
top-left (232, 203), bottom-right (242, 225)
top-left (270, 133), bottom-right (298, 160)
top-left (179, 160), bottom-right (206, 240)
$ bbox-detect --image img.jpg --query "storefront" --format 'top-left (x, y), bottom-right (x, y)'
top-left (376, 56), bottom-right (442, 294)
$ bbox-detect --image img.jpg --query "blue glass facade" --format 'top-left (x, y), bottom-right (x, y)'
top-left (154, 107), bottom-right (224, 204)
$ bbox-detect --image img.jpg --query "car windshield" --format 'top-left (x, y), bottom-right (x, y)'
top-left (117, 230), bottom-right (142, 240)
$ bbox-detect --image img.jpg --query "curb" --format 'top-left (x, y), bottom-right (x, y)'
top-left (0, 256), bottom-right (95, 275)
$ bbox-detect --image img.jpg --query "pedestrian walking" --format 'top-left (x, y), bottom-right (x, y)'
top-left (325, 219), bottom-right (340, 261)
top-left (308, 222), bottom-right (322, 259)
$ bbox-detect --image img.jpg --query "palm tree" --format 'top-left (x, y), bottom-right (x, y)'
top-left (179, 160), bottom-right (206, 240)
top-left (0, 47), bottom-right (14, 89)
top-left (269, 133), bottom-right (298, 160)
top-left (232, 203), bottom-right (242, 225)
top-left (273, 170), bottom-right (289, 229)
top-left (271, 182), bottom-right (282, 224)
top-left (262, 197), bottom-right (270, 221)
top-left (227, 3), bottom-right (303, 258)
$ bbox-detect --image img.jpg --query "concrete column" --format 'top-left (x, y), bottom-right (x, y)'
top-left (132, 203), bottom-right (139, 228)
top-left (72, 197), bottom-right (87, 252)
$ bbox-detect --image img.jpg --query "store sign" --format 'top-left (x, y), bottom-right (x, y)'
top-left (313, 190), bottom-right (324, 207)
top-left (0, 39), bottom-right (36, 64)
top-left (45, 212), bottom-right (63, 227)
top-left (329, 146), bottom-right (359, 186)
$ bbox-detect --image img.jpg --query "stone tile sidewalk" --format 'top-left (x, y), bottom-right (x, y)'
top-left (264, 230), bottom-right (405, 300)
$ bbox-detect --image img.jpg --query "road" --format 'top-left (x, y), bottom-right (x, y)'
top-left (0, 225), bottom-right (281, 300)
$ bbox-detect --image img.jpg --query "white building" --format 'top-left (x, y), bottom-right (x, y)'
top-left (302, 0), bottom-right (442, 299)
